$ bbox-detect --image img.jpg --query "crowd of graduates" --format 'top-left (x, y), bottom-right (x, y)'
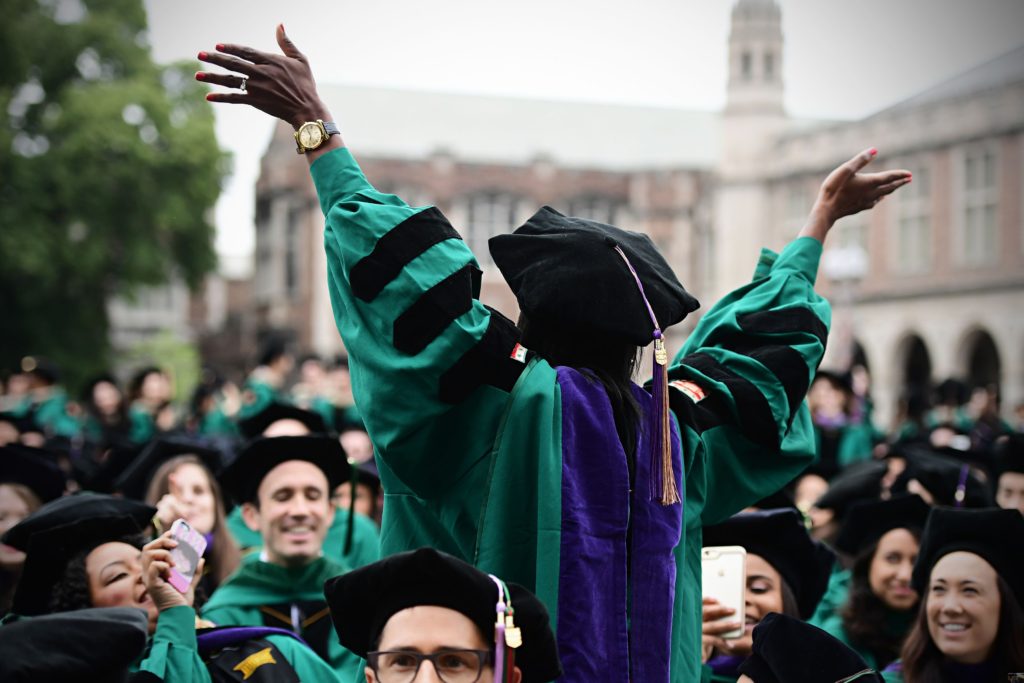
top-left (2, 26), bottom-right (1023, 682)
top-left (1, 341), bottom-right (1022, 682)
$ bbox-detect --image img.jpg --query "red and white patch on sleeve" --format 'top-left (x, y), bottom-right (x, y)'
top-left (670, 379), bottom-right (707, 403)
top-left (510, 343), bottom-right (528, 364)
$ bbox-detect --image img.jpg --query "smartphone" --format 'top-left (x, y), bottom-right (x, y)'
top-left (168, 518), bottom-right (207, 593)
top-left (701, 545), bottom-right (746, 640)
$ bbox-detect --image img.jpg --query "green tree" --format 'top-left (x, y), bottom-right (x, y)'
top-left (0, 0), bottom-right (227, 390)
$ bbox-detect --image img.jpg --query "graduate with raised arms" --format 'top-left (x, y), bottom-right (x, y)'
top-left (196, 26), bottom-right (911, 682)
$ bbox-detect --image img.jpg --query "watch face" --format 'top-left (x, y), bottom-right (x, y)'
top-left (299, 123), bottom-right (324, 148)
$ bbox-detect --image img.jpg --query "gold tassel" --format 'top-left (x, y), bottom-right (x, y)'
top-left (659, 360), bottom-right (680, 506)
top-left (653, 338), bottom-right (680, 506)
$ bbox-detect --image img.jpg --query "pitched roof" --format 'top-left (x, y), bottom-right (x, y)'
top-left (880, 44), bottom-right (1024, 114)
top-left (317, 84), bottom-right (720, 170)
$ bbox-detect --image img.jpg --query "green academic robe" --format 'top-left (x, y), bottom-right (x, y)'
top-left (224, 506), bottom-right (380, 570)
top-left (311, 147), bottom-right (829, 682)
top-left (30, 390), bottom-right (79, 438)
top-left (137, 604), bottom-right (341, 682)
top-left (202, 555), bottom-right (359, 682)
top-left (809, 568), bottom-right (915, 672)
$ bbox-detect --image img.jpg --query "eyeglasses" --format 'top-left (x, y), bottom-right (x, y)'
top-left (367, 649), bottom-right (492, 683)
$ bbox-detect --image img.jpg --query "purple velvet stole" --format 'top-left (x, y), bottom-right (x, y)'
top-left (707, 654), bottom-right (745, 678)
top-left (555, 367), bottom-right (683, 683)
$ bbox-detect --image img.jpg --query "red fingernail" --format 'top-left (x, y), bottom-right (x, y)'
top-left (869, 148), bottom-right (878, 156)
top-left (198, 51), bottom-right (207, 60)
top-left (205, 93), bottom-right (215, 101)
top-left (216, 43), bottom-right (225, 51)
top-left (195, 72), bottom-right (205, 81)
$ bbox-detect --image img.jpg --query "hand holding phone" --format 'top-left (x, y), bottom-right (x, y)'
top-left (701, 545), bottom-right (746, 640)
top-left (168, 519), bottom-right (207, 593)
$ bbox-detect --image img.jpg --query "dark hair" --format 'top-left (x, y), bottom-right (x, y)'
top-left (519, 314), bottom-right (642, 467)
top-left (81, 373), bottom-right (129, 429)
top-left (128, 366), bottom-right (164, 404)
top-left (258, 338), bottom-right (290, 368)
top-left (841, 529), bottom-right (921, 668)
top-left (778, 577), bottom-right (800, 619)
top-left (50, 534), bottom-right (146, 614)
top-left (900, 574), bottom-right (1024, 682)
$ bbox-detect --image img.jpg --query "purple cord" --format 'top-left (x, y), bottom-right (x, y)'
top-left (955, 464), bottom-right (969, 507)
top-left (490, 575), bottom-right (506, 681)
top-left (613, 245), bottom-right (662, 336)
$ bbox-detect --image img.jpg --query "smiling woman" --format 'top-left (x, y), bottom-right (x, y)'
top-left (883, 507), bottom-right (1024, 682)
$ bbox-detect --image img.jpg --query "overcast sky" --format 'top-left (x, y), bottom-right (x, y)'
top-left (143, 0), bottom-right (1024, 276)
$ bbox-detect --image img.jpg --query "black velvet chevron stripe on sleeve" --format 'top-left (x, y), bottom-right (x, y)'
top-left (438, 307), bottom-right (530, 404)
top-left (393, 264), bottom-right (478, 355)
top-left (350, 207), bottom-right (463, 302)
top-left (737, 307), bottom-right (828, 348)
top-left (680, 352), bottom-right (779, 450)
top-left (709, 333), bottom-right (811, 430)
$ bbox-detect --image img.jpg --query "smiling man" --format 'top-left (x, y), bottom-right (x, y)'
top-left (204, 434), bottom-right (359, 680)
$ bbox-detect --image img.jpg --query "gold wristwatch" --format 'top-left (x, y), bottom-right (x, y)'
top-left (294, 120), bottom-right (340, 154)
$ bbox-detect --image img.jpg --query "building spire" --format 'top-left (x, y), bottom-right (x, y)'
top-left (726, 0), bottom-right (784, 115)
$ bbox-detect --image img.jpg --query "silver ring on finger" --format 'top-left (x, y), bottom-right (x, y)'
top-left (238, 75), bottom-right (248, 93)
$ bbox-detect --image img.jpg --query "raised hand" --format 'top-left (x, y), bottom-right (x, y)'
top-left (800, 148), bottom-right (912, 243)
top-left (197, 24), bottom-right (331, 129)
top-left (141, 531), bottom-right (205, 613)
top-left (700, 596), bottom-right (749, 661)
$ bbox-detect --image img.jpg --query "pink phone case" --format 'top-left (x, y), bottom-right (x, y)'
top-left (168, 519), bottom-right (207, 593)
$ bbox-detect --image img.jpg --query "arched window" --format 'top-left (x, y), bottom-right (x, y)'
top-left (960, 328), bottom-right (1002, 391)
top-left (764, 52), bottom-right (775, 80)
top-left (741, 51), bottom-right (752, 80)
top-left (899, 333), bottom-right (932, 399)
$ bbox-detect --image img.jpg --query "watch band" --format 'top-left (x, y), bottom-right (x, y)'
top-left (322, 121), bottom-right (340, 137)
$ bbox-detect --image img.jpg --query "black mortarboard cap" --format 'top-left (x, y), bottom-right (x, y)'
top-left (933, 378), bottom-right (969, 407)
top-left (703, 509), bottom-right (835, 619)
top-left (113, 436), bottom-right (223, 500)
top-left (0, 444), bottom-right (66, 502)
top-left (353, 460), bottom-right (381, 492)
top-left (324, 547), bottom-right (562, 683)
top-left (738, 613), bottom-right (883, 683)
top-left (489, 206), bottom-right (699, 345)
top-left (83, 441), bottom-right (145, 494)
top-left (0, 607), bottom-right (150, 682)
top-left (812, 369), bottom-right (853, 394)
top-left (237, 401), bottom-right (329, 440)
top-left (6, 494), bottom-right (156, 615)
top-left (2, 492), bottom-right (154, 552)
top-left (834, 494), bottom-right (931, 557)
top-left (0, 411), bottom-right (41, 435)
top-left (812, 459), bottom-right (888, 518)
top-left (894, 444), bottom-right (992, 507)
top-left (994, 433), bottom-right (1024, 477)
top-left (912, 506), bottom-right (1024, 610)
top-left (749, 487), bottom-right (797, 513)
top-left (21, 356), bottom-right (60, 385)
top-left (219, 435), bottom-right (350, 505)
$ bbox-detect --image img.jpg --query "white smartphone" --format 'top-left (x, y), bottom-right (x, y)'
top-left (701, 545), bottom-right (746, 640)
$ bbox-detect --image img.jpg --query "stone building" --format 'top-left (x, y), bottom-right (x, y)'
top-left (247, 0), bottom-right (1024, 425)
